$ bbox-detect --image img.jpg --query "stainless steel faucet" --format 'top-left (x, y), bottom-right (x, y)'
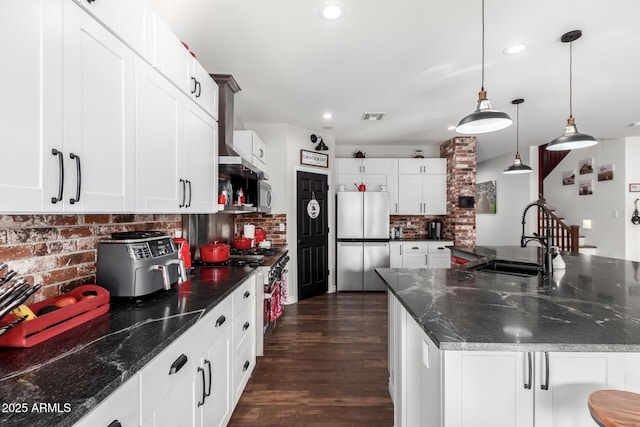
top-left (521, 201), bottom-right (554, 278)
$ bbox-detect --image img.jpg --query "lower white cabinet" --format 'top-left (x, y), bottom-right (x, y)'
top-left (75, 374), bottom-right (140, 427)
top-left (389, 241), bottom-right (452, 269)
top-left (389, 292), bottom-right (636, 427)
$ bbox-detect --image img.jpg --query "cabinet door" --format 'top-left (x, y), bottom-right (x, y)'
top-left (135, 61), bottom-right (182, 212)
top-left (191, 60), bottom-right (218, 120)
top-left (195, 328), bottom-right (231, 427)
top-left (423, 158), bottom-right (447, 174)
top-left (398, 159), bottom-right (424, 175)
top-left (443, 351), bottom-right (534, 427)
top-left (336, 158), bottom-right (363, 174)
top-left (397, 175), bottom-right (423, 214)
top-left (183, 100), bottom-right (217, 213)
top-left (382, 159), bottom-right (399, 214)
top-left (63, 4), bottom-right (135, 212)
top-left (0, 0), bottom-right (62, 212)
top-left (389, 243), bottom-right (402, 268)
top-left (75, 374), bottom-right (140, 427)
top-left (361, 158), bottom-right (385, 174)
top-left (402, 253), bottom-right (428, 269)
top-left (150, 11), bottom-right (192, 95)
top-left (422, 174), bottom-right (447, 215)
top-left (142, 369), bottom-right (195, 427)
top-left (534, 352), bottom-right (626, 427)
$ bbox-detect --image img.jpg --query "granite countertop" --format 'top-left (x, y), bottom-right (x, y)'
top-left (377, 246), bottom-right (640, 352)
top-left (0, 262), bottom-right (263, 427)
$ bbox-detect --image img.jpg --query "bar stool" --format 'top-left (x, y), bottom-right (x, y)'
top-left (588, 389), bottom-right (640, 426)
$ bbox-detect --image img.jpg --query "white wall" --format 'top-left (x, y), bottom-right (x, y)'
top-left (543, 138), bottom-right (626, 259)
top-left (625, 137), bottom-right (640, 261)
top-left (476, 150), bottom-right (537, 246)
top-left (335, 144), bottom-right (440, 159)
top-left (245, 123), bottom-right (336, 302)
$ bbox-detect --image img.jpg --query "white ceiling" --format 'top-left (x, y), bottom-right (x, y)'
top-left (147, 0), bottom-right (640, 162)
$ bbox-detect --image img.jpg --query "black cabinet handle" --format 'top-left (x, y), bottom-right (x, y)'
top-left (190, 77), bottom-right (197, 94)
top-left (524, 352), bottom-right (532, 389)
top-left (195, 81), bottom-right (201, 98)
top-left (243, 321), bottom-right (250, 331)
top-left (204, 359), bottom-right (212, 398)
top-left (179, 179), bottom-right (186, 208)
top-left (87, 0), bottom-right (96, 3)
top-left (186, 180), bottom-right (192, 207)
top-left (243, 290), bottom-right (251, 299)
top-left (243, 360), bottom-right (250, 371)
top-left (169, 354), bottom-right (188, 374)
top-left (215, 315), bottom-right (226, 327)
top-left (69, 153), bottom-right (81, 204)
top-left (107, 421), bottom-right (121, 427)
top-left (51, 149), bottom-right (64, 204)
top-left (197, 366), bottom-right (206, 407)
top-left (541, 352), bottom-right (550, 390)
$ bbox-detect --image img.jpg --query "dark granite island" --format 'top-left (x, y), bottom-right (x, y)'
top-left (377, 246), bottom-right (640, 427)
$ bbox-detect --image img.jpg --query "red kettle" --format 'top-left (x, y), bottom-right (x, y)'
top-left (174, 237), bottom-right (192, 269)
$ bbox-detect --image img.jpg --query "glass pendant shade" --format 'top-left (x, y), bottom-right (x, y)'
top-left (504, 153), bottom-right (533, 174)
top-left (546, 117), bottom-right (597, 151)
top-left (457, 90), bottom-right (512, 134)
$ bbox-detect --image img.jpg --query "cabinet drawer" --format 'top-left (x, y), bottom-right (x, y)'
top-left (200, 296), bottom-right (233, 345)
top-left (140, 326), bottom-right (200, 422)
top-left (75, 374), bottom-right (140, 427)
top-left (232, 334), bottom-right (256, 405)
top-left (232, 276), bottom-right (255, 318)
top-left (402, 242), bottom-right (430, 252)
top-left (233, 300), bottom-right (256, 352)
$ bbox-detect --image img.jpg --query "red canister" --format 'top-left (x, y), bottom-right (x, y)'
top-left (174, 237), bottom-right (192, 269)
top-left (254, 228), bottom-right (267, 245)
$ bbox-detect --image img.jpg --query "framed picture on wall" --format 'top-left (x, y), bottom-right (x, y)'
top-left (579, 158), bottom-right (594, 175)
top-left (579, 180), bottom-right (593, 196)
top-left (476, 180), bottom-right (497, 214)
top-left (597, 164), bottom-right (614, 181)
top-left (562, 171), bottom-right (575, 185)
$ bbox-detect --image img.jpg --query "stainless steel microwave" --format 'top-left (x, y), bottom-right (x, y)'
top-left (257, 180), bottom-right (272, 213)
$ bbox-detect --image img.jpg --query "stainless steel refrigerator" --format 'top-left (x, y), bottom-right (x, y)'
top-left (336, 192), bottom-right (390, 291)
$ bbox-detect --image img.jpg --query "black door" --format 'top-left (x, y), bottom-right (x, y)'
top-left (297, 171), bottom-right (329, 300)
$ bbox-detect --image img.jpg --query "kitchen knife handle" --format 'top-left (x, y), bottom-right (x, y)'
top-left (524, 352), bottom-right (532, 389)
top-left (186, 180), bottom-right (192, 207)
top-left (197, 366), bottom-right (206, 407)
top-left (69, 153), bottom-right (81, 204)
top-left (179, 179), bottom-right (186, 208)
top-left (204, 359), bottom-right (212, 397)
top-left (541, 352), bottom-right (550, 390)
top-left (51, 149), bottom-right (64, 204)
top-left (215, 315), bottom-right (226, 327)
top-left (169, 354), bottom-right (188, 375)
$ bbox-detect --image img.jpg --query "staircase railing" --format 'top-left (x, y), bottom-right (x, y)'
top-left (536, 196), bottom-right (580, 254)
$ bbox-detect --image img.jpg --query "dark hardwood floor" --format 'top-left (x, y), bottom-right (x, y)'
top-left (229, 292), bottom-right (394, 426)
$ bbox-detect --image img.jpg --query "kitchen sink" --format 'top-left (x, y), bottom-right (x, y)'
top-left (470, 259), bottom-right (540, 277)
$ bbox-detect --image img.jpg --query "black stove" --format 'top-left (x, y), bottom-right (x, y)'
top-left (229, 247), bottom-right (278, 257)
top-left (193, 258), bottom-right (264, 268)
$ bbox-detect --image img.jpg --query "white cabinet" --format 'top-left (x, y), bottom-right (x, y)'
top-left (135, 61), bottom-right (217, 213)
top-left (75, 374), bottom-right (140, 427)
top-left (389, 242), bottom-right (452, 269)
top-left (233, 130), bottom-right (267, 172)
top-left (390, 242), bottom-right (403, 269)
top-left (231, 276), bottom-right (257, 406)
top-left (73, 0), bottom-right (148, 56)
top-left (336, 158), bottom-right (398, 212)
top-left (398, 158), bottom-right (447, 175)
top-left (389, 291), bottom-right (633, 427)
top-left (0, 0), bottom-right (135, 213)
top-left (397, 158), bottom-right (447, 215)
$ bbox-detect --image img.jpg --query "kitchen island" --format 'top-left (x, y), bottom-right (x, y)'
top-left (0, 264), bottom-right (257, 427)
top-left (377, 246), bottom-right (640, 427)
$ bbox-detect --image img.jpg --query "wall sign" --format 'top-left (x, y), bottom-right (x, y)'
top-left (300, 150), bottom-right (328, 168)
top-left (307, 192), bottom-right (320, 219)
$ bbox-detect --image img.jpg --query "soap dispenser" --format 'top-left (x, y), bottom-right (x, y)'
top-left (552, 247), bottom-right (566, 270)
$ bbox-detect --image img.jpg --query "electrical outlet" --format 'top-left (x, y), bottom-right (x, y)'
top-left (406, 221), bottom-right (411, 227)
top-left (613, 210), bottom-right (619, 218)
top-left (279, 223), bottom-right (286, 231)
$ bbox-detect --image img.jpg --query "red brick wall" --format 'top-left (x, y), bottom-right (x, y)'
top-left (234, 213), bottom-right (287, 245)
top-left (389, 215), bottom-right (446, 239)
top-left (0, 214), bottom-right (181, 302)
top-left (441, 136), bottom-right (477, 247)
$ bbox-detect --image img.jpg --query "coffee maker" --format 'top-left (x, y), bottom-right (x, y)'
top-left (428, 221), bottom-right (442, 240)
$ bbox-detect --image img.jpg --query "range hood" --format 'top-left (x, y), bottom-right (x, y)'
top-left (212, 73), bottom-right (267, 180)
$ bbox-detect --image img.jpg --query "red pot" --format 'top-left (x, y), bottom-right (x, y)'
top-left (233, 237), bottom-right (252, 250)
top-left (199, 242), bottom-right (230, 263)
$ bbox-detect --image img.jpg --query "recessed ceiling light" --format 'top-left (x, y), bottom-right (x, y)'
top-left (322, 112), bottom-right (333, 119)
top-left (319, 3), bottom-right (343, 20)
top-left (504, 43), bottom-right (527, 55)
top-left (447, 125), bottom-right (456, 131)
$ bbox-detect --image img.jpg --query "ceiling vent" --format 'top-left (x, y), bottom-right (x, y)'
top-left (361, 112), bottom-right (385, 121)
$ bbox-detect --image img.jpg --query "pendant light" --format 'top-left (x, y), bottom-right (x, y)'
top-left (504, 99), bottom-right (532, 174)
top-left (456, 0), bottom-right (512, 134)
top-left (546, 30), bottom-right (597, 151)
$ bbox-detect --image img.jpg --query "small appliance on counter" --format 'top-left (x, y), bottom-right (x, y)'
top-left (428, 221), bottom-right (442, 240)
top-left (97, 231), bottom-right (185, 298)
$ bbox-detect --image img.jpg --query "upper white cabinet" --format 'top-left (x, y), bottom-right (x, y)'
top-left (72, 0), bottom-right (148, 57)
top-left (397, 158), bottom-right (447, 215)
top-left (336, 158), bottom-right (398, 212)
top-left (233, 130), bottom-right (267, 172)
top-left (135, 62), bottom-right (217, 213)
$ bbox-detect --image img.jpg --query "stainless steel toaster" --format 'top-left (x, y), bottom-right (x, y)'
top-left (97, 231), bottom-right (186, 297)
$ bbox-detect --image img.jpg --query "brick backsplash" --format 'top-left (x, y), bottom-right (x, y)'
top-left (234, 213), bottom-right (287, 245)
top-left (389, 216), bottom-right (447, 239)
top-left (0, 214), bottom-right (181, 303)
